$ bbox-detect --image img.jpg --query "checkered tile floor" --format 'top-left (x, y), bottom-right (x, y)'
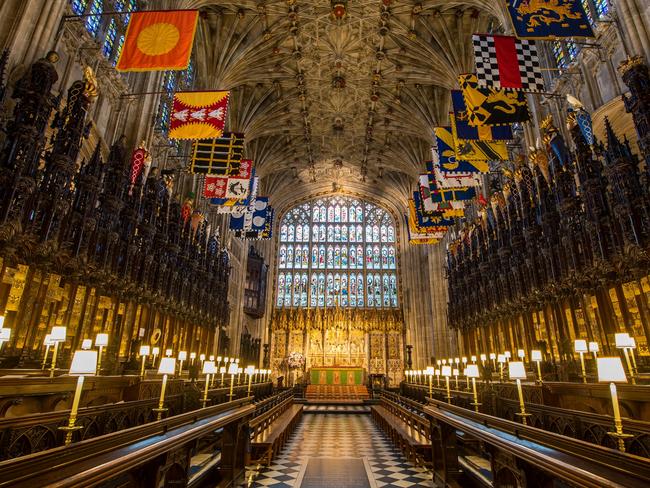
top-left (244, 413), bottom-right (434, 487)
top-left (303, 404), bottom-right (370, 413)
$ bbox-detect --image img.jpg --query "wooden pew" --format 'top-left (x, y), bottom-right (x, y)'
top-left (371, 391), bottom-right (431, 467)
top-left (249, 394), bottom-right (302, 465)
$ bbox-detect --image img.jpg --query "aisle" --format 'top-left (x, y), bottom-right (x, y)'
top-left (244, 413), bottom-right (433, 487)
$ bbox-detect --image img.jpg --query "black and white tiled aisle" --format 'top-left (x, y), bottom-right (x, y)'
top-left (244, 413), bottom-right (434, 487)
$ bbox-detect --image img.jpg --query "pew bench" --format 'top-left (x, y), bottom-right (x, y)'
top-left (249, 396), bottom-right (302, 466)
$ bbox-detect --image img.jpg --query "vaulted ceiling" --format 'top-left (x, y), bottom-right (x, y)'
top-left (181, 0), bottom-right (506, 210)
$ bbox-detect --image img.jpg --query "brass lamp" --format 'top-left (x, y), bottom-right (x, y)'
top-left (588, 341), bottom-right (599, 360)
top-left (59, 350), bottom-right (97, 445)
top-left (94, 333), bottom-right (108, 374)
top-left (219, 365), bottom-right (226, 385)
top-left (238, 367), bottom-right (243, 385)
top-left (628, 338), bottom-right (638, 375)
top-left (190, 352), bottom-right (196, 364)
top-left (178, 351), bottom-right (187, 375)
top-left (139, 345), bottom-right (150, 378)
top-left (152, 347), bottom-right (160, 368)
top-left (153, 357), bottom-right (176, 421)
top-left (201, 360), bottom-right (216, 408)
top-left (531, 350), bottom-right (543, 383)
top-left (497, 354), bottom-right (506, 382)
top-left (470, 355), bottom-right (477, 364)
top-left (49, 326), bottom-right (67, 378)
top-left (517, 349), bottom-right (525, 363)
top-left (504, 350), bottom-right (511, 362)
top-left (453, 368), bottom-right (459, 390)
top-left (466, 364), bottom-right (481, 413)
top-left (489, 352), bottom-right (496, 368)
top-left (597, 357), bottom-right (633, 452)
top-left (200, 353), bottom-right (206, 368)
top-left (227, 361), bottom-right (239, 400)
top-left (435, 368), bottom-right (440, 387)
top-left (615, 333), bottom-right (635, 384)
top-left (464, 367), bottom-right (470, 390)
top-left (42, 334), bottom-right (53, 370)
top-left (442, 366), bottom-right (452, 403)
top-left (425, 366), bottom-right (434, 397)
top-left (461, 357), bottom-right (467, 367)
top-left (165, 348), bottom-right (173, 357)
top-left (0, 326), bottom-right (11, 349)
top-left (246, 365), bottom-right (255, 396)
top-left (81, 339), bottom-right (92, 350)
top-left (574, 339), bottom-right (588, 383)
top-left (508, 361), bottom-right (531, 425)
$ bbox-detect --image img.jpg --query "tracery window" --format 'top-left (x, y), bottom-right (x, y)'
top-left (276, 196), bottom-right (398, 308)
top-left (85, 0), bottom-right (103, 36)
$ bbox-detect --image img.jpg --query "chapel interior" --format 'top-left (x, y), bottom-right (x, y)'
top-left (0, 0), bottom-right (648, 487)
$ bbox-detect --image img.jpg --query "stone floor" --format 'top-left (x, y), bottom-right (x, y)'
top-left (244, 413), bottom-right (434, 487)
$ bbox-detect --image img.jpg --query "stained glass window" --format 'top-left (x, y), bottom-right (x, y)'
top-left (594, 0), bottom-right (609, 17)
top-left (85, 0), bottom-right (103, 36)
top-left (552, 42), bottom-right (567, 69)
top-left (277, 196), bottom-right (398, 308)
top-left (102, 18), bottom-right (117, 58)
top-left (72, 0), bottom-right (88, 15)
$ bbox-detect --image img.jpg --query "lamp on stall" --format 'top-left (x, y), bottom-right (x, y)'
top-left (628, 338), bottom-right (638, 376)
top-left (517, 349), bottom-right (525, 362)
top-left (238, 367), bottom-right (243, 385)
top-left (574, 339), bottom-right (588, 384)
top-left (165, 348), bottom-right (173, 357)
top-left (209, 355), bottom-right (215, 362)
top-left (531, 350), bottom-right (543, 384)
top-left (200, 353), bottom-right (206, 368)
top-left (470, 355), bottom-right (477, 364)
top-left (49, 326), bottom-right (67, 378)
top-left (190, 352), bottom-right (196, 364)
top-left (228, 361), bottom-right (239, 400)
top-left (489, 353), bottom-right (496, 368)
top-left (508, 361), bottom-right (531, 425)
top-left (504, 351), bottom-right (511, 362)
top-left (480, 353), bottom-right (486, 366)
top-left (453, 368), bottom-right (459, 390)
top-left (216, 356), bottom-right (223, 372)
top-left (153, 357), bottom-right (176, 421)
top-left (94, 333), bottom-right (108, 374)
top-left (81, 339), bottom-right (92, 350)
top-left (42, 334), bottom-right (53, 370)
top-left (466, 364), bottom-right (481, 413)
top-left (435, 368), bottom-right (441, 387)
top-left (0, 325), bottom-right (11, 349)
top-left (59, 350), bottom-right (97, 445)
top-left (442, 366), bottom-right (452, 403)
top-left (461, 357), bottom-right (468, 367)
top-left (425, 366), bottom-right (434, 397)
top-left (246, 365), bottom-right (256, 396)
top-left (152, 347), bottom-right (160, 368)
top-left (201, 360), bottom-right (216, 408)
top-left (497, 354), bottom-right (506, 382)
top-left (139, 345), bottom-right (150, 378)
top-left (588, 341), bottom-right (599, 360)
top-left (219, 365), bottom-right (226, 386)
top-left (178, 351), bottom-right (187, 375)
top-left (615, 333), bottom-right (635, 384)
top-left (597, 357), bottom-right (633, 452)
top-left (464, 368), bottom-right (471, 390)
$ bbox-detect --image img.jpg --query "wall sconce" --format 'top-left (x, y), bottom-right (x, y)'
top-left (597, 357), bottom-right (633, 452)
top-left (154, 357), bottom-right (176, 421)
top-left (508, 361), bottom-right (530, 425)
top-left (139, 345), bottom-right (150, 378)
top-left (59, 350), bottom-right (97, 445)
top-left (201, 360), bottom-right (216, 408)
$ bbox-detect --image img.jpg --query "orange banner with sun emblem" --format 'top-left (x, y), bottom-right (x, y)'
top-left (116, 10), bottom-right (199, 72)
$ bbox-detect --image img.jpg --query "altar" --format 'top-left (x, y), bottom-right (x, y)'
top-left (310, 367), bottom-right (365, 385)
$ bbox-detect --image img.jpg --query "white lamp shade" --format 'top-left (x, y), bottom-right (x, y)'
top-left (588, 342), bottom-right (599, 353)
top-left (95, 333), bottom-right (109, 347)
top-left (200, 354), bottom-right (206, 360)
top-left (531, 350), bottom-right (542, 362)
top-left (69, 350), bottom-right (98, 375)
top-left (152, 347), bottom-right (160, 355)
top-left (50, 326), bottom-right (67, 342)
top-left (158, 357), bottom-right (176, 375)
top-left (81, 339), bottom-right (92, 350)
top-left (238, 367), bottom-right (243, 374)
top-left (442, 365), bottom-right (452, 377)
top-left (471, 355), bottom-right (477, 362)
top-left (224, 357), bottom-right (230, 363)
top-left (466, 364), bottom-right (480, 378)
top-left (629, 338), bottom-right (636, 349)
top-left (217, 356), bottom-right (222, 362)
top-left (425, 366), bottom-right (435, 375)
top-left (436, 360), bottom-right (441, 365)
top-left (454, 358), bottom-right (460, 364)
top-left (504, 351), bottom-right (511, 359)
top-left (508, 361), bottom-right (527, 380)
top-left (461, 357), bottom-right (467, 363)
top-left (190, 352), bottom-right (196, 359)
top-left (480, 354), bottom-right (486, 361)
top-left (209, 355), bottom-right (215, 361)
top-left (235, 358), bottom-right (240, 363)
top-left (442, 359), bottom-right (447, 365)
top-left (517, 349), bottom-right (525, 358)
top-left (574, 339), bottom-right (588, 353)
top-left (0, 316), bottom-right (4, 327)
top-left (246, 365), bottom-right (255, 375)
top-left (497, 354), bottom-right (505, 363)
top-left (219, 366), bottom-right (226, 373)
top-left (597, 357), bottom-right (628, 383)
top-left (435, 369), bottom-right (440, 375)
top-left (139, 345), bottom-right (150, 356)
top-left (165, 349), bottom-right (173, 357)
top-left (0, 328), bottom-right (11, 341)
top-left (614, 333), bottom-right (631, 348)
top-left (453, 368), bottom-right (459, 376)
top-left (202, 360), bottom-right (216, 374)
top-left (43, 334), bottom-right (52, 346)
top-left (178, 351), bottom-right (187, 361)
top-left (228, 362), bottom-right (239, 374)
top-left (489, 353), bottom-right (496, 360)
